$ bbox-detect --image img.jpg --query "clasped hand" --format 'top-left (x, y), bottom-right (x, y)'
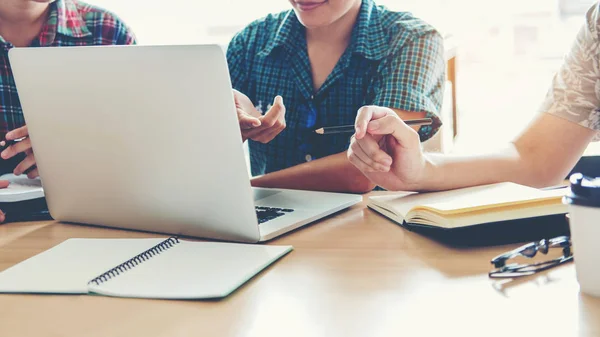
top-left (347, 106), bottom-right (426, 191)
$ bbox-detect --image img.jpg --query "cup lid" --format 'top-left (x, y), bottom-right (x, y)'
top-left (563, 173), bottom-right (600, 207)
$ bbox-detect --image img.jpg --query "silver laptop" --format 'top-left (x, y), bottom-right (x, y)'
top-left (8, 44), bottom-right (362, 243)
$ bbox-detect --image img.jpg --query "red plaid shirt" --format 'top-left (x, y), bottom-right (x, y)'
top-left (0, 0), bottom-right (136, 137)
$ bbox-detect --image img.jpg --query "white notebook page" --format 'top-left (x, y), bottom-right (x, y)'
top-left (88, 240), bottom-right (293, 299)
top-left (0, 173), bottom-right (44, 202)
top-left (370, 183), bottom-right (566, 217)
top-left (0, 238), bottom-right (165, 293)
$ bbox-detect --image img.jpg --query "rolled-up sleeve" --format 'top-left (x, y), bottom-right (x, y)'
top-left (372, 31), bottom-right (446, 141)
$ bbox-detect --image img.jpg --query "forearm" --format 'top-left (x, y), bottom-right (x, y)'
top-left (419, 114), bottom-right (597, 191)
top-left (251, 152), bottom-right (375, 193)
top-left (418, 142), bottom-right (578, 191)
top-left (416, 144), bottom-right (526, 191)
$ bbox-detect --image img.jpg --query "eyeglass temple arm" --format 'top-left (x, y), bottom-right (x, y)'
top-left (490, 242), bottom-right (537, 266)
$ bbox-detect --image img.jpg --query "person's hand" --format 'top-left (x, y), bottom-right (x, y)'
top-left (233, 89), bottom-right (286, 143)
top-left (1, 125), bottom-right (38, 179)
top-left (347, 106), bottom-right (427, 191)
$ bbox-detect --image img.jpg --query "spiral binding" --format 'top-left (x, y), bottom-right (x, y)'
top-left (88, 236), bottom-right (180, 286)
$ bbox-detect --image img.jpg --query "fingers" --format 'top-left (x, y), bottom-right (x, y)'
top-left (356, 134), bottom-right (393, 168)
top-left (253, 124), bottom-right (285, 144)
top-left (260, 96), bottom-right (286, 127)
top-left (5, 125), bottom-right (28, 140)
top-left (354, 106), bottom-right (393, 140)
top-left (245, 118), bottom-right (286, 143)
top-left (26, 167), bottom-right (39, 179)
top-left (14, 153), bottom-right (36, 176)
top-left (348, 145), bottom-right (377, 173)
top-left (238, 109), bottom-right (262, 130)
top-left (366, 115), bottom-right (420, 148)
top-left (244, 96), bottom-right (286, 143)
top-left (354, 107), bottom-right (374, 140)
top-left (348, 134), bottom-right (393, 173)
top-left (0, 210), bottom-right (4, 223)
top-left (1, 137), bottom-right (32, 160)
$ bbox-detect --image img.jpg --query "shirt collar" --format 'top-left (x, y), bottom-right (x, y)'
top-left (53, 0), bottom-right (92, 39)
top-left (350, 0), bottom-right (388, 60)
top-left (258, 10), bottom-right (305, 57)
top-left (258, 0), bottom-right (388, 60)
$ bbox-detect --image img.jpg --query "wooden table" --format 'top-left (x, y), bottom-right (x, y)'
top-left (1, 195), bottom-right (598, 337)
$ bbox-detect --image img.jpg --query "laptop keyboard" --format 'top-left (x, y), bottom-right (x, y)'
top-left (255, 206), bottom-right (294, 224)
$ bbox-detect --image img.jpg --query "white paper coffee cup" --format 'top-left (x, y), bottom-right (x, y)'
top-left (564, 173), bottom-right (600, 297)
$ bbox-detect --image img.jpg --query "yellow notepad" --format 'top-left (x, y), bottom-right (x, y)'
top-left (368, 182), bottom-right (568, 229)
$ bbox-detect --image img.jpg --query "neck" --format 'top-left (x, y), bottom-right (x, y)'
top-left (305, 1), bottom-right (361, 47)
top-left (0, 0), bottom-right (50, 25)
top-left (0, 0), bottom-right (51, 46)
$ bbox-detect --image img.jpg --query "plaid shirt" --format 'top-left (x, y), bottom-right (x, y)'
top-left (227, 0), bottom-right (445, 176)
top-left (0, 0), bottom-right (135, 139)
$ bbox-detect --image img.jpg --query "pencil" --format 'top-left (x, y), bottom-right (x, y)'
top-left (314, 118), bottom-right (433, 135)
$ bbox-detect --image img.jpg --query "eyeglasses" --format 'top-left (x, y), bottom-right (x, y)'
top-left (488, 236), bottom-right (574, 278)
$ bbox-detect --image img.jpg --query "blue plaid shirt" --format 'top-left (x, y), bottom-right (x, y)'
top-left (227, 0), bottom-right (445, 176)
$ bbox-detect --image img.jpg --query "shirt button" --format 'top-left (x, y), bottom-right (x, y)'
top-left (305, 154), bottom-right (312, 162)
top-left (310, 95), bottom-right (314, 100)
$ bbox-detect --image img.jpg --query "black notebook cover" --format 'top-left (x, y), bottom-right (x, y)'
top-left (397, 213), bottom-right (569, 247)
top-left (0, 197), bottom-right (53, 223)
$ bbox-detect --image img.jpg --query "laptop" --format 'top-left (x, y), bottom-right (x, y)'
top-left (7, 44), bottom-right (362, 243)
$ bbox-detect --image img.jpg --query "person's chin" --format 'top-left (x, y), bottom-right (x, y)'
top-left (293, 1), bottom-right (330, 25)
top-left (296, 17), bottom-right (331, 29)
top-left (294, 11), bottom-right (333, 28)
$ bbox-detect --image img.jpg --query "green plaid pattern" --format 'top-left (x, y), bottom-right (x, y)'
top-left (227, 0), bottom-right (445, 176)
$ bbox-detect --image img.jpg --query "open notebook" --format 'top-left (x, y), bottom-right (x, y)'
top-left (0, 237), bottom-right (292, 299)
top-left (368, 183), bottom-right (569, 245)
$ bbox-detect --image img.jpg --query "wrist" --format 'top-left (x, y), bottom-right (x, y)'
top-left (406, 154), bottom-right (438, 192)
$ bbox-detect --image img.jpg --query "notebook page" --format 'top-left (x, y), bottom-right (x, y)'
top-left (370, 183), bottom-right (566, 216)
top-left (418, 183), bottom-right (567, 214)
top-left (0, 173), bottom-right (44, 202)
top-left (88, 240), bottom-right (293, 299)
top-left (0, 238), bottom-right (165, 294)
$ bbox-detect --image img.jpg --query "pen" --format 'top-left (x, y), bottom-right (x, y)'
top-left (314, 118), bottom-right (433, 135)
top-left (0, 137), bottom-right (25, 148)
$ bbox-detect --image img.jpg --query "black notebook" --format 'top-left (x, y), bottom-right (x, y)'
top-left (368, 182), bottom-right (569, 246)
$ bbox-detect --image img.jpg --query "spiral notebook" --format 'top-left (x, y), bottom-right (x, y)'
top-left (0, 237), bottom-right (292, 299)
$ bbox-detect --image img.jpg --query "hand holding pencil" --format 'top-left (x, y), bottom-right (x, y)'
top-left (346, 106), bottom-right (430, 191)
